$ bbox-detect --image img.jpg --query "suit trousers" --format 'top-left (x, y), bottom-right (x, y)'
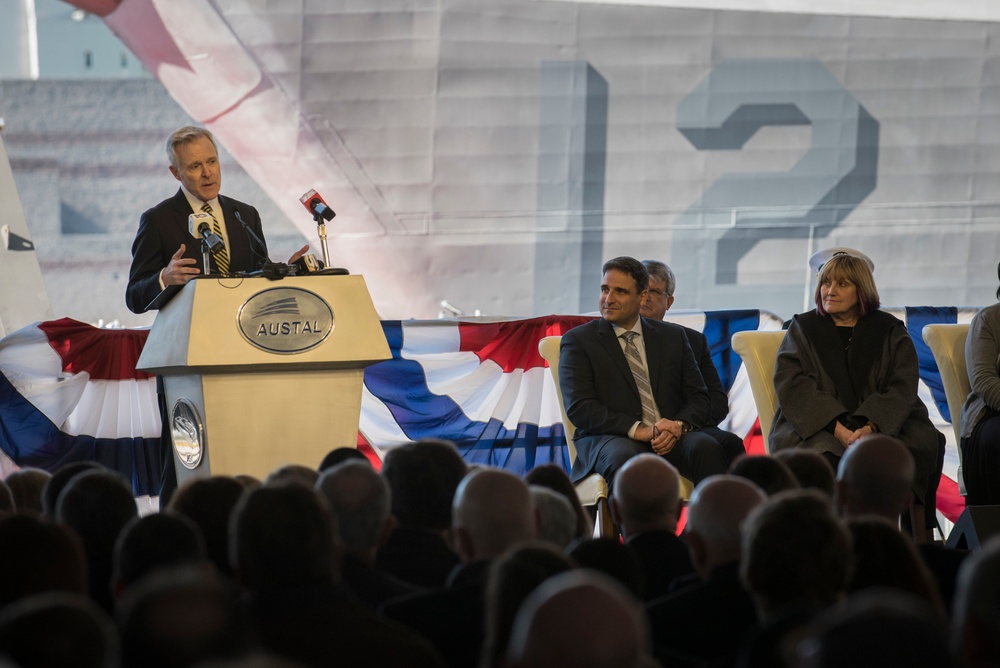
top-left (702, 426), bottom-right (747, 465)
top-left (591, 431), bottom-right (728, 488)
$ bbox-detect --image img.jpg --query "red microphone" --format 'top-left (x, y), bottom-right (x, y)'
top-left (299, 189), bottom-right (336, 222)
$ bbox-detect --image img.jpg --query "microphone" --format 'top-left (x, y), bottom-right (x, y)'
top-left (188, 212), bottom-right (223, 252)
top-left (299, 189), bottom-right (336, 221)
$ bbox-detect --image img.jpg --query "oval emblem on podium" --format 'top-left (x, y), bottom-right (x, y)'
top-left (170, 399), bottom-right (204, 470)
top-left (237, 287), bottom-right (335, 354)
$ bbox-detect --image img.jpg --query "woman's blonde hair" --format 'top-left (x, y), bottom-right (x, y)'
top-left (814, 253), bottom-right (880, 317)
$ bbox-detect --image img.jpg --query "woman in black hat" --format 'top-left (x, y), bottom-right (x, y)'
top-left (770, 249), bottom-right (944, 530)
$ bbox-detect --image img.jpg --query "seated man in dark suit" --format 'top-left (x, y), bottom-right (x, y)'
top-left (611, 454), bottom-right (694, 601)
top-left (376, 439), bottom-right (467, 589)
top-left (836, 435), bottom-right (967, 608)
top-left (231, 483), bottom-right (442, 667)
top-left (315, 460), bottom-right (420, 609)
top-left (641, 259), bottom-right (747, 465)
top-left (381, 468), bottom-right (536, 668)
top-left (646, 475), bottom-right (766, 666)
top-left (559, 256), bottom-right (728, 487)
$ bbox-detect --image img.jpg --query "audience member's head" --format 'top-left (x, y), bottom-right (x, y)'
top-left (382, 438), bottom-right (468, 532)
top-left (319, 447), bottom-right (370, 471)
top-left (529, 486), bottom-right (578, 549)
top-left (452, 468), bottom-right (536, 562)
top-left (233, 475), bottom-right (260, 489)
top-left (741, 490), bottom-right (852, 620)
top-left (117, 568), bottom-right (247, 668)
top-left (113, 513), bottom-right (207, 602)
top-left (41, 461), bottom-right (102, 518)
top-left (5, 468), bottom-right (51, 516)
top-left (684, 475), bottom-right (766, 578)
top-left (728, 455), bottom-right (800, 496)
top-left (640, 259), bottom-right (676, 320)
top-left (504, 570), bottom-right (648, 668)
top-left (567, 537), bottom-right (644, 599)
top-left (845, 515), bottom-right (944, 618)
top-left (55, 469), bottom-right (138, 613)
top-left (835, 434), bottom-right (914, 520)
top-left (230, 483), bottom-right (338, 592)
top-left (796, 590), bottom-right (950, 668)
top-left (0, 515), bottom-right (87, 608)
top-left (0, 479), bottom-right (13, 516)
top-left (0, 592), bottom-right (115, 668)
top-left (167, 476), bottom-right (245, 578)
top-left (524, 464), bottom-right (591, 539)
top-left (480, 542), bottom-right (575, 668)
top-left (264, 464), bottom-right (319, 489)
top-left (315, 460), bottom-right (393, 563)
top-left (773, 449), bottom-right (836, 497)
top-left (610, 453), bottom-right (681, 538)
top-left (952, 536), bottom-right (1000, 668)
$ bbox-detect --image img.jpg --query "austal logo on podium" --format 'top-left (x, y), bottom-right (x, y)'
top-left (237, 287), bottom-right (335, 354)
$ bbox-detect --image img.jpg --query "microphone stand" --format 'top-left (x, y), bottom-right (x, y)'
top-left (200, 238), bottom-right (212, 275)
top-left (313, 211), bottom-right (331, 268)
top-left (234, 209), bottom-right (270, 270)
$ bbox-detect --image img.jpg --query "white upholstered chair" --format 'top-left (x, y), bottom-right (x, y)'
top-left (922, 322), bottom-right (971, 495)
top-left (730, 330), bottom-right (786, 454)
top-left (538, 336), bottom-right (693, 539)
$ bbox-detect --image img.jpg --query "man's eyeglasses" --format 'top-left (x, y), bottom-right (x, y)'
top-left (647, 289), bottom-right (671, 299)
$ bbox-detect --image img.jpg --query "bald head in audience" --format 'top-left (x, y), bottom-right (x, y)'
top-left (504, 570), bottom-right (647, 668)
top-left (452, 468), bottom-right (536, 562)
top-left (685, 475), bottom-right (767, 578)
top-left (610, 454), bottom-right (681, 538)
top-left (835, 435), bottom-right (914, 520)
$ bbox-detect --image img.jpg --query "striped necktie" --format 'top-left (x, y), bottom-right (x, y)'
top-left (201, 202), bottom-right (230, 275)
top-left (621, 331), bottom-right (658, 427)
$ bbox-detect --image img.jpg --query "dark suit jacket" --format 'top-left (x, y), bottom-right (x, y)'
top-left (380, 559), bottom-right (491, 668)
top-left (246, 582), bottom-right (443, 668)
top-left (341, 552), bottom-right (422, 610)
top-left (625, 530), bottom-right (696, 601)
top-left (682, 326), bottom-right (730, 427)
top-left (646, 561), bottom-right (758, 667)
top-left (559, 317), bottom-right (710, 481)
top-left (126, 189), bottom-right (269, 313)
top-left (375, 526), bottom-right (461, 589)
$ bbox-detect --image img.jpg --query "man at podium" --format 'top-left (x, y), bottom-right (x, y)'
top-left (125, 126), bottom-right (308, 502)
top-left (125, 125), bottom-right (307, 314)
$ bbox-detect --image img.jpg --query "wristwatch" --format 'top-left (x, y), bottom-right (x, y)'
top-left (677, 420), bottom-right (693, 434)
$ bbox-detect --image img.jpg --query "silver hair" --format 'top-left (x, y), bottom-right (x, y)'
top-left (642, 260), bottom-right (676, 297)
top-left (166, 126), bottom-right (217, 169)
top-left (315, 460), bottom-right (391, 553)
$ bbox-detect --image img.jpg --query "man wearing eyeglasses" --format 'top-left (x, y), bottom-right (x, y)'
top-left (641, 260), bottom-right (746, 464)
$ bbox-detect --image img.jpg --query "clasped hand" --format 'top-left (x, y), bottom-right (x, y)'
top-left (836, 420), bottom-right (876, 447)
top-left (637, 419), bottom-right (683, 455)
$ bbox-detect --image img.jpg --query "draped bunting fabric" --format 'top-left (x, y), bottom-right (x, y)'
top-left (0, 308), bottom-right (969, 525)
top-left (0, 318), bottom-right (160, 496)
top-left (359, 311), bottom-right (772, 472)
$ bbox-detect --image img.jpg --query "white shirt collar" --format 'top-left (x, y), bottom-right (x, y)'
top-left (611, 318), bottom-right (643, 339)
top-left (179, 184), bottom-right (220, 214)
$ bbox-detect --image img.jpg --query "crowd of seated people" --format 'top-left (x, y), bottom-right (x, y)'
top-left (0, 432), bottom-right (990, 668)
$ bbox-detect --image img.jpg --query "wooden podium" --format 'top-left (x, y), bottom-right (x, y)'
top-left (136, 275), bottom-right (390, 483)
